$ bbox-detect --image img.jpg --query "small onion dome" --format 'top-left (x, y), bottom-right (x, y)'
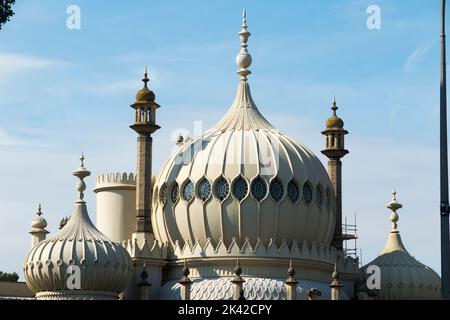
top-left (23, 154), bottom-right (132, 300)
top-left (325, 98), bottom-right (344, 129)
top-left (30, 204), bottom-right (48, 233)
top-left (135, 67), bottom-right (156, 103)
top-left (361, 190), bottom-right (441, 300)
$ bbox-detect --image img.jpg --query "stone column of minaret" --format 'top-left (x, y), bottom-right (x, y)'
top-left (130, 67), bottom-right (161, 244)
top-left (330, 262), bottom-right (343, 300)
top-left (284, 260), bottom-right (298, 300)
top-left (29, 204), bottom-right (49, 248)
top-left (321, 98), bottom-right (349, 251)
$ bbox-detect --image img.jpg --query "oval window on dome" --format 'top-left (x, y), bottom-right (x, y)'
top-left (214, 176), bottom-right (230, 201)
top-left (270, 178), bottom-right (284, 202)
top-left (303, 182), bottom-right (313, 204)
top-left (287, 180), bottom-right (299, 203)
top-left (198, 178), bottom-right (212, 201)
top-left (316, 185), bottom-right (323, 208)
top-left (182, 180), bottom-right (195, 202)
top-left (160, 184), bottom-right (168, 205)
top-left (170, 183), bottom-right (179, 203)
top-left (232, 176), bottom-right (248, 201)
top-left (251, 176), bottom-right (267, 201)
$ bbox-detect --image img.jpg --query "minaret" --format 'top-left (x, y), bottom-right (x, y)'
top-left (130, 67), bottom-right (161, 242)
top-left (321, 98), bottom-right (348, 251)
top-left (29, 204), bottom-right (49, 248)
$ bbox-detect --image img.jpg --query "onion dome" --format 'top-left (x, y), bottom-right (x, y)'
top-left (325, 98), bottom-right (344, 129)
top-left (135, 67), bottom-right (156, 103)
top-left (23, 154), bottom-right (132, 300)
top-left (152, 11), bottom-right (335, 252)
top-left (30, 204), bottom-right (48, 233)
top-left (361, 190), bottom-right (441, 300)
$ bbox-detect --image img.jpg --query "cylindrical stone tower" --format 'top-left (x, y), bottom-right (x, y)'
top-left (94, 172), bottom-right (136, 243)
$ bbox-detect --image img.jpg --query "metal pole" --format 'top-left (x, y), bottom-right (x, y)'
top-left (440, 0), bottom-right (450, 300)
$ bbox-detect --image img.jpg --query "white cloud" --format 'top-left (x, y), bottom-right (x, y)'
top-left (0, 53), bottom-right (70, 78)
top-left (0, 128), bottom-right (49, 147)
top-left (404, 41), bottom-right (437, 73)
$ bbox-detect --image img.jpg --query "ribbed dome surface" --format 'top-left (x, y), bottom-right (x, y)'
top-left (23, 157), bottom-right (132, 300)
top-left (152, 80), bottom-right (335, 251)
top-left (362, 231), bottom-right (441, 300)
top-left (23, 201), bottom-right (132, 298)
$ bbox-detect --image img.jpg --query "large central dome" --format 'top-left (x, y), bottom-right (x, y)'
top-left (152, 13), bottom-right (335, 251)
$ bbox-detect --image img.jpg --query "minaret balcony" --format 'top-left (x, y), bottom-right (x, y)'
top-left (130, 123), bottom-right (161, 135)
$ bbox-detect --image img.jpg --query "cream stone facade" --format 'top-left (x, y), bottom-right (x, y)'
top-left (14, 10), bottom-right (441, 300)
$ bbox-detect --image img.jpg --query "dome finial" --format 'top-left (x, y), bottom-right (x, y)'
top-left (236, 9), bottom-right (252, 81)
top-left (72, 153), bottom-right (91, 202)
top-left (386, 188), bottom-right (403, 232)
top-left (37, 204), bottom-right (42, 216)
top-left (143, 66), bottom-right (149, 88)
top-left (332, 97), bottom-right (338, 115)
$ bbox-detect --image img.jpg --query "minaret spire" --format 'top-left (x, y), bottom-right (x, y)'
top-left (236, 8), bottom-right (252, 81)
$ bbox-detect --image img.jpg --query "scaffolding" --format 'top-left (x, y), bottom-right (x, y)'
top-left (342, 213), bottom-right (360, 266)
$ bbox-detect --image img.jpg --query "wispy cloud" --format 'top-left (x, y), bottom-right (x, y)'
top-left (0, 128), bottom-right (49, 147)
top-left (0, 53), bottom-right (70, 77)
top-left (404, 41), bottom-right (437, 73)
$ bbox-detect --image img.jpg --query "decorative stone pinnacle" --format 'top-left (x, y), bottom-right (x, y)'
top-left (182, 259), bottom-right (190, 277)
top-left (386, 188), bottom-right (403, 232)
top-left (141, 268), bottom-right (148, 280)
top-left (72, 153), bottom-right (91, 202)
top-left (287, 259), bottom-right (295, 278)
top-left (37, 204), bottom-right (42, 216)
top-left (234, 258), bottom-right (242, 276)
top-left (236, 9), bottom-right (252, 81)
top-left (332, 262), bottom-right (339, 280)
top-left (330, 262), bottom-right (343, 289)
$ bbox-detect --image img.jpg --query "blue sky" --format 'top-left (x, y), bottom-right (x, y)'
top-left (0, 0), bottom-right (444, 278)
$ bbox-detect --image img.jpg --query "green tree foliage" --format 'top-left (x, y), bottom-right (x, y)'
top-left (0, 0), bottom-right (15, 30)
top-left (0, 271), bottom-right (19, 282)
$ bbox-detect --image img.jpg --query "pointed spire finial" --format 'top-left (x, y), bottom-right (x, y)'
top-left (72, 153), bottom-right (91, 202)
top-left (182, 259), bottom-right (190, 277)
top-left (287, 259), bottom-right (296, 278)
top-left (236, 9), bottom-right (252, 81)
top-left (332, 262), bottom-right (339, 280)
top-left (80, 152), bottom-right (85, 167)
top-left (37, 204), bottom-right (42, 216)
top-left (332, 97), bottom-right (338, 115)
top-left (143, 66), bottom-right (149, 88)
top-left (234, 258), bottom-right (242, 276)
top-left (386, 188), bottom-right (403, 232)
